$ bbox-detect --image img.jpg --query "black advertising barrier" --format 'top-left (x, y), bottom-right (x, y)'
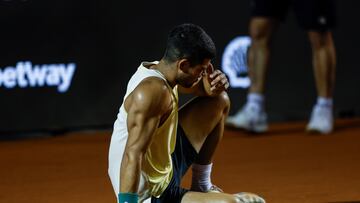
top-left (0, 0), bottom-right (118, 133)
top-left (0, 0), bottom-right (359, 134)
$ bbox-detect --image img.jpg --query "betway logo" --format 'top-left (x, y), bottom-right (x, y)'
top-left (0, 61), bottom-right (76, 93)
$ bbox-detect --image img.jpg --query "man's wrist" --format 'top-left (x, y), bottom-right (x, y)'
top-left (118, 192), bottom-right (138, 203)
top-left (201, 77), bottom-right (214, 96)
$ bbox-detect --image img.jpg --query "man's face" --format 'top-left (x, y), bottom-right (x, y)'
top-left (177, 59), bottom-right (211, 88)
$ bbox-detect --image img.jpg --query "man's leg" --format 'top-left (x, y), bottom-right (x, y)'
top-left (306, 31), bottom-right (336, 134)
top-left (182, 191), bottom-right (243, 203)
top-left (308, 31), bottom-right (336, 98)
top-left (179, 92), bottom-right (230, 163)
top-left (179, 92), bottom-right (229, 192)
top-left (178, 92), bottom-right (261, 203)
top-left (226, 17), bottom-right (277, 133)
top-left (182, 191), bottom-right (265, 203)
top-left (152, 92), bottom-right (231, 203)
top-left (178, 92), bottom-right (265, 203)
top-left (248, 17), bottom-right (276, 94)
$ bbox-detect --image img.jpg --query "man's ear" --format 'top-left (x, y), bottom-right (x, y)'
top-left (178, 59), bottom-right (191, 73)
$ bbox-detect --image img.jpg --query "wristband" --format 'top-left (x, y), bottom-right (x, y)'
top-left (118, 192), bottom-right (138, 203)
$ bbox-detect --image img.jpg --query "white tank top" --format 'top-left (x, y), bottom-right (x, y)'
top-left (108, 61), bottom-right (178, 202)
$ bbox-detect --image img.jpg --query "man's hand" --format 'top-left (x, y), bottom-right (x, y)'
top-left (203, 63), bottom-right (229, 96)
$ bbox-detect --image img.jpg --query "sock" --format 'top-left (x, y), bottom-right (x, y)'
top-left (190, 163), bottom-right (213, 192)
top-left (246, 93), bottom-right (265, 110)
top-left (316, 97), bottom-right (333, 109)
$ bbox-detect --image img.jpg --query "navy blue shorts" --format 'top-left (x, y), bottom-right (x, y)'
top-left (250, 0), bottom-right (336, 31)
top-left (151, 125), bottom-right (198, 203)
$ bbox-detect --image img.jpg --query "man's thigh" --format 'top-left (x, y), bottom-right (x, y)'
top-left (178, 93), bottom-right (229, 152)
top-left (151, 126), bottom-right (197, 203)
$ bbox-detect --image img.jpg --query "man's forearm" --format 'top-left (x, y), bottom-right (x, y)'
top-left (119, 152), bottom-right (142, 193)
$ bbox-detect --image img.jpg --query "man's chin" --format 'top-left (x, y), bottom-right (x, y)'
top-left (183, 83), bottom-right (193, 88)
top-left (178, 79), bottom-right (197, 88)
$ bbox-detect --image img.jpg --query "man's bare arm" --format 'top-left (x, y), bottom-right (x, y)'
top-left (120, 78), bottom-right (171, 193)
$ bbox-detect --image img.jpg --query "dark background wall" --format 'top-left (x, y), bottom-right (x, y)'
top-left (0, 0), bottom-right (359, 134)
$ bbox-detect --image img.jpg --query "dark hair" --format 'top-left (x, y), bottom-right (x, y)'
top-left (163, 23), bottom-right (216, 66)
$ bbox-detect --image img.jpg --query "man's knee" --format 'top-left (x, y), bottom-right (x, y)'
top-left (308, 31), bottom-right (333, 49)
top-left (249, 18), bottom-right (274, 44)
top-left (213, 91), bottom-right (231, 115)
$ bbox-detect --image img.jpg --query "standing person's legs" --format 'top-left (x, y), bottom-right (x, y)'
top-left (306, 31), bottom-right (336, 133)
top-left (225, 17), bottom-right (277, 133)
top-left (248, 17), bottom-right (277, 94)
top-left (293, 0), bottom-right (336, 98)
top-left (226, 0), bottom-right (288, 133)
top-left (308, 31), bottom-right (336, 99)
top-left (294, 0), bottom-right (337, 133)
top-left (248, 0), bottom-right (288, 94)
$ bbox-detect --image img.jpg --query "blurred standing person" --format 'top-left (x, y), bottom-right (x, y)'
top-left (226, 0), bottom-right (337, 134)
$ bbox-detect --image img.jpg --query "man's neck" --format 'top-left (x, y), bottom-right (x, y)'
top-left (151, 60), bottom-right (177, 88)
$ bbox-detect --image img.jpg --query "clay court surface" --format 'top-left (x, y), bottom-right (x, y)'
top-left (1, 119), bottom-right (360, 203)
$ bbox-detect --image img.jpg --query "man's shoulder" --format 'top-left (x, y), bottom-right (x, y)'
top-left (128, 77), bottom-right (171, 110)
top-left (137, 77), bottom-right (169, 95)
